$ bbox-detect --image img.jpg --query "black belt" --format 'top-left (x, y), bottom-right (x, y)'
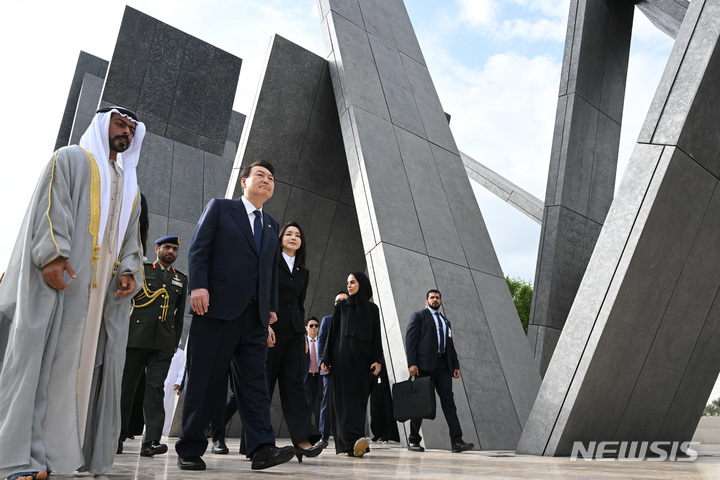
top-left (308, 372), bottom-right (320, 376)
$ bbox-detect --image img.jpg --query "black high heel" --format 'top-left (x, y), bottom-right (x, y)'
top-left (294, 443), bottom-right (323, 463)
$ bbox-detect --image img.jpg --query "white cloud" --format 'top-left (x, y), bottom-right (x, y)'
top-left (458, 0), bottom-right (498, 27)
top-left (494, 17), bottom-right (567, 41)
top-left (425, 47), bottom-right (560, 200)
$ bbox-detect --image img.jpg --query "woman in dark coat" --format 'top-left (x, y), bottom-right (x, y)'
top-left (266, 221), bottom-right (322, 462)
top-left (320, 271), bottom-right (383, 457)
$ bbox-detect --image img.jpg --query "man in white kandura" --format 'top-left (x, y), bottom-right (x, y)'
top-left (0, 106), bottom-right (146, 480)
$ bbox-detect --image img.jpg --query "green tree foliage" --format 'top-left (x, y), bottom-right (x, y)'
top-left (506, 276), bottom-right (533, 334)
top-left (703, 397), bottom-right (720, 416)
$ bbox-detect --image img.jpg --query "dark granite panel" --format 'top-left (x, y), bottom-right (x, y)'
top-left (136, 114), bottom-right (167, 138)
top-left (351, 107), bottom-right (426, 254)
top-left (169, 142), bottom-right (205, 223)
top-left (262, 181), bottom-right (292, 228)
top-left (137, 22), bottom-right (186, 124)
top-left (279, 188), bottom-right (338, 312)
top-left (102, 6), bottom-right (156, 112)
top-left (598, 1), bottom-right (633, 123)
top-left (394, 127), bottom-right (464, 265)
top-left (324, 0), bottom-right (364, 28)
top-left (329, 13), bottom-right (390, 122)
top-left (239, 36), bottom-right (326, 184)
top-left (166, 217), bottom-right (198, 279)
top-left (168, 37), bottom-right (214, 129)
top-left (368, 34), bottom-right (411, 92)
top-left (557, 95), bottom-right (598, 215)
top-left (338, 170), bottom-right (355, 206)
top-left (471, 270), bottom-right (541, 429)
top-left (55, 52), bottom-right (108, 150)
top-left (165, 123), bottom-right (198, 148)
top-left (587, 113), bottom-right (620, 223)
top-left (194, 136), bottom-right (225, 157)
top-left (543, 95), bottom-right (569, 207)
top-left (146, 212), bottom-right (169, 260)
top-left (293, 64), bottom-right (349, 201)
top-left (431, 144), bottom-right (501, 275)
top-left (203, 152), bottom-right (233, 206)
top-left (135, 133), bottom-right (174, 217)
top-left (68, 73), bottom-right (105, 145)
top-left (385, 0), bottom-right (426, 65)
top-left (357, 0), bottom-right (396, 48)
top-left (226, 111), bottom-right (246, 146)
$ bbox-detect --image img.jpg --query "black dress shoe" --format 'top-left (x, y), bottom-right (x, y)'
top-left (117, 440), bottom-right (123, 454)
top-left (140, 441), bottom-right (168, 457)
top-left (407, 442), bottom-right (425, 452)
top-left (212, 439), bottom-right (229, 454)
top-left (177, 455), bottom-right (206, 470)
top-left (251, 445), bottom-right (295, 470)
top-left (451, 441), bottom-right (474, 453)
top-left (315, 440), bottom-right (329, 448)
top-left (294, 443), bottom-right (323, 463)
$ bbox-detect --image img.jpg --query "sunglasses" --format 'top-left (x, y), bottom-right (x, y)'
top-left (307, 324), bottom-right (319, 328)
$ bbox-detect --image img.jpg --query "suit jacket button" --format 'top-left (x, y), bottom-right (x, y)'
top-left (158, 316), bottom-right (162, 320)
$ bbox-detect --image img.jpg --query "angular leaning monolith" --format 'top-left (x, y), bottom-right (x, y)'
top-left (528, 0), bottom-right (634, 376)
top-left (318, 0), bottom-right (540, 449)
top-left (518, 0), bottom-right (720, 455)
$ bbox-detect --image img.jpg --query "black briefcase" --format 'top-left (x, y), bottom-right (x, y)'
top-left (392, 375), bottom-right (436, 422)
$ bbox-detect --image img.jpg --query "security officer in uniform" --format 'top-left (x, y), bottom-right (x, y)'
top-left (118, 236), bottom-right (188, 457)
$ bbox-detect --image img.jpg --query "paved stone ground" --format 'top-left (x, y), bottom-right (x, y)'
top-left (54, 438), bottom-right (720, 480)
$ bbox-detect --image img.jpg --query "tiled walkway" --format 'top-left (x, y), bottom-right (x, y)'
top-left (60, 438), bottom-right (720, 480)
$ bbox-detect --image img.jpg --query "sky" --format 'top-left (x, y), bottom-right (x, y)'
top-left (1, 1), bottom-right (716, 404)
top-left (0, 1), bottom-right (674, 283)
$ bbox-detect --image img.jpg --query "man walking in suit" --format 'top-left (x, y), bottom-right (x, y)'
top-left (315, 291), bottom-right (347, 447)
top-left (119, 236), bottom-right (187, 457)
top-left (175, 160), bottom-right (294, 471)
top-left (304, 316), bottom-right (322, 424)
top-left (405, 289), bottom-right (474, 453)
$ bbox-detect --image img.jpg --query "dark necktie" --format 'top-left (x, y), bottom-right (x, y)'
top-left (253, 210), bottom-right (263, 252)
top-left (436, 311), bottom-right (445, 353)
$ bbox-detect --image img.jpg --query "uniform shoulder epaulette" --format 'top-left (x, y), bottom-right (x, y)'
top-left (173, 268), bottom-right (187, 278)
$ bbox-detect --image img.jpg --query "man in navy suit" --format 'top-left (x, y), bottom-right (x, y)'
top-left (405, 289), bottom-right (474, 453)
top-left (175, 160), bottom-right (294, 471)
top-left (315, 291), bottom-right (347, 447)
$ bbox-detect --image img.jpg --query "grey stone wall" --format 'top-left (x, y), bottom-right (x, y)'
top-left (528, 0), bottom-right (634, 376)
top-left (55, 51), bottom-right (108, 150)
top-left (101, 6), bottom-right (242, 157)
top-left (518, 0), bottom-right (720, 455)
top-left (318, 0), bottom-right (541, 449)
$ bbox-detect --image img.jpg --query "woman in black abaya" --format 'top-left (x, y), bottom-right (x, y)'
top-left (320, 271), bottom-right (383, 457)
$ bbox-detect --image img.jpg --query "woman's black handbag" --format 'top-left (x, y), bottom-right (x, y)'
top-left (392, 375), bottom-right (436, 422)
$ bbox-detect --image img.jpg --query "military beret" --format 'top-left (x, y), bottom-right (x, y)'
top-left (155, 236), bottom-right (180, 246)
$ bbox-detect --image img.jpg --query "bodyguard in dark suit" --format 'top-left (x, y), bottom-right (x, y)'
top-left (119, 236), bottom-right (187, 457)
top-left (304, 317), bottom-right (321, 424)
top-left (175, 160), bottom-right (294, 471)
top-left (405, 289), bottom-right (474, 453)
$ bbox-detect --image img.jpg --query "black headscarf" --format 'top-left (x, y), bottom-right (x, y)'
top-left (344, 271), bottom-right (373, 342)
